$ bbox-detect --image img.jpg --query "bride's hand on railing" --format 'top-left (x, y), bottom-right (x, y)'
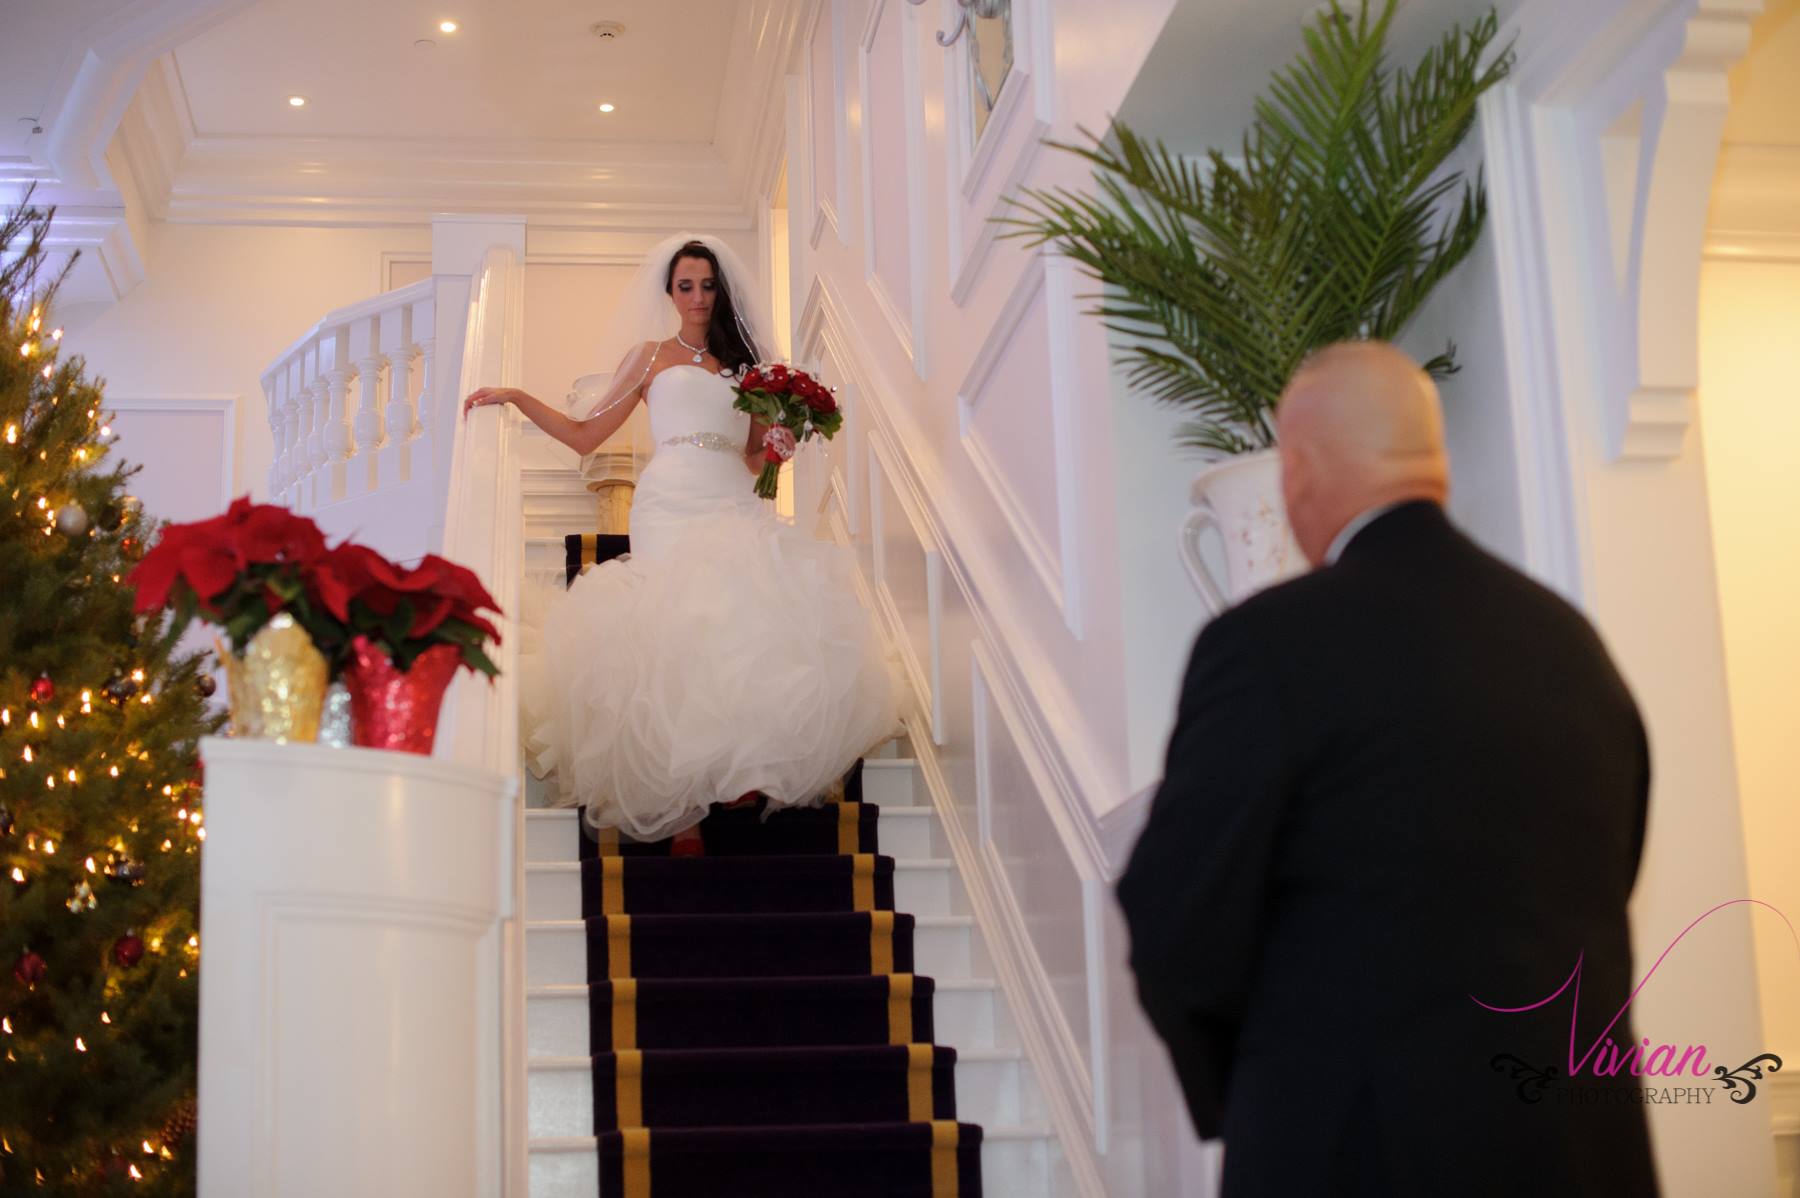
top-left (463, 386), bottom-right (528, 419)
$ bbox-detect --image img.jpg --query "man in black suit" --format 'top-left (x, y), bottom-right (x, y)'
top-left (1117, 342), bottom-right (1659, 1196)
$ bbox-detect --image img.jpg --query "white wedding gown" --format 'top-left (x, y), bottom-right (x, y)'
top-left (519, 365), bottom-right (902, 840)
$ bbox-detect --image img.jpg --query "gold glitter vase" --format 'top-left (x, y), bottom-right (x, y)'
top-left (220, 613), bottom-right (328, 742)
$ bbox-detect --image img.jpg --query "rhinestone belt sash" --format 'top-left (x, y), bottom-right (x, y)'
top-left (661, 431), bottom-right (739, 454)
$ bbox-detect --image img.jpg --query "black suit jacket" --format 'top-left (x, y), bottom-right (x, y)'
top-left (1117, 501), bottom-right (1658, 1197)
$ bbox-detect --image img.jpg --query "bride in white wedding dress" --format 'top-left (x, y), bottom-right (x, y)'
top-left (464, 233), bottom-right (900, 849)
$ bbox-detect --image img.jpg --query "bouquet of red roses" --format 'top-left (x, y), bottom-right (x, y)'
top-left (731, 363), bottom-right (843, 500)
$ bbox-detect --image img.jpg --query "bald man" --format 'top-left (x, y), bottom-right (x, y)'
top-left (1117, 342), bottom-right (1658, 1196)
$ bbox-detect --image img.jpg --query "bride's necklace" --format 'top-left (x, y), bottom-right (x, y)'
top-left (673, 331), bottom-right (706, 364)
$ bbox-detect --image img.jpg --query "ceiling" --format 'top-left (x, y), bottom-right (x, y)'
top-left (1117, 0), bottom-right (1526, 157)
top-left (171, 0), bottom-right (739, 145)
top-left (0, 0), bottom-right (131, 157)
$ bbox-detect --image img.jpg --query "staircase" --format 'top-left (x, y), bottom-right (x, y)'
top-left (515, 431), bottom-right (1061, 1196)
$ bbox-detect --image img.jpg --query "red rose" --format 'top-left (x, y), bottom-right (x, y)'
top-left (743, 369), bottom-right (765, 390)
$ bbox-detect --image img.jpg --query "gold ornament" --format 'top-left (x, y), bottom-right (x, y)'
top-left (219, 614), bottom-right (328, 742)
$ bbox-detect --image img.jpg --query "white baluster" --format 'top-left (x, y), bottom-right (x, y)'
top-left (385, 346), bottom-right (416, 442)
top-left (308, 377), bottom-right (330, 470)
top-left (282, 369), bottom-right (302, 493)
top-left (355, 354), bottom-right (386, 453)
top-left (325, 366), bottom-right (356, 461)
top-left (265, 383), bottom-right (282, 496)
top-left (414, 338), bottom-right (436, 440)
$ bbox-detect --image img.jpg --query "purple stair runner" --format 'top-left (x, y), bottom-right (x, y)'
top-left (576, 764), bottom-right (983, 1196)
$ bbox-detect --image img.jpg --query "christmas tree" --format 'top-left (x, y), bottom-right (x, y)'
top-left (0, 188), bottom-right (224, 1193)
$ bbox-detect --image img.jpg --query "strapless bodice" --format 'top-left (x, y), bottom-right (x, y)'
top-left (647, 366), bottom-right (750, 452)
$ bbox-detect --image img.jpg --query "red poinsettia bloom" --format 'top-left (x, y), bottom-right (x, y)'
top-left (312, 544), bottom-right (501, 644)
top-left (129, 496), bottom-right (326, 614)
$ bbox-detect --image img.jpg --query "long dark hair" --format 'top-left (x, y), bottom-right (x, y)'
top-left (665, 241), bottom-right (761, 374)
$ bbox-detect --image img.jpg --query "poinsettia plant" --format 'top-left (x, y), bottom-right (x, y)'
top-left (128, 495), bottom-right (344, 657)
top-left (310, 543), bottom-right (503, 678)
top-left (732, 363), bottom-right (843, 500)
top-left (128, 496), bottom-right (504, 678)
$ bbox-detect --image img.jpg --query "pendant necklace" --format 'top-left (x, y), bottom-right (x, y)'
top-left (674, 332), bottom-right (705, 364)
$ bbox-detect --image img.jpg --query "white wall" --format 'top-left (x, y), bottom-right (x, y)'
top-left (54, 222), bottom-right (764, 528)
top-left (783, 0), bottom-right (1210, 1192)
top-left (54, 222), bottom-right (430, 513)
top-left (1698, 256), bottom-right (1800, 1071)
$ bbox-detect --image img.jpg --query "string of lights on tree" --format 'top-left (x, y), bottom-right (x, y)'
top-left (1, 189), bottom-right (223, 1193)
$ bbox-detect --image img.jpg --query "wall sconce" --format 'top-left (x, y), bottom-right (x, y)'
top-left (905, 0), bottom-right (1010, 48)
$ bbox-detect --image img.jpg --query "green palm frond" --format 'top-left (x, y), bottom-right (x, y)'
top-left (1000, 0), bottom-right (1513, 453)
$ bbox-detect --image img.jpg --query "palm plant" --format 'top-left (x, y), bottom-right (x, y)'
top-left (1006, 0), bottom-right (1513, 454)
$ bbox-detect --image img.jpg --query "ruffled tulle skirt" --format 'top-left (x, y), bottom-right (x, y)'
top-left (518, 501), bottom-right (903, 841)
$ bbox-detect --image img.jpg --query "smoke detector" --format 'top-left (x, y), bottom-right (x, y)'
top-left (591, 21), bottom-right (625, 40)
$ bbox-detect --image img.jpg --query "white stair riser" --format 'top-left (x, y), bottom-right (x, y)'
top-left (528, 1055), bottom-right (1022, 1140)
top-left (524, 862), bottom-right (958, 922)
top-left (524, 808), bottom-right (937, 863)
top-left (526, 538), bottom-right (569, 571)
top-left (526, 813), bottom-right (581, 862)
top-left (873, 809), bottom-right (937, 857)
top-left (528, 994), bottom-right (592, 1059)
top-left (524, 920), bottom-right (974, 986)
top-left (525, 983), bottom-right (999, 1059)
top-left (528, 1132), bottom-right (1050, 1198)
top-left (861, 761), bottom-right (918, 807)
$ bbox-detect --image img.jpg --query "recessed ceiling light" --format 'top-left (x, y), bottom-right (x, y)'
top-left (287, 95), bottom-right (307, 107)
top-left (439, 20), bottom-right (458, 33)
top-left (598, 103), bottom-right (616, 113)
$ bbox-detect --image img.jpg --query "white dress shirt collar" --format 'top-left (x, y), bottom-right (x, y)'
top-left (1323, 501), bottom-right (1406, 566)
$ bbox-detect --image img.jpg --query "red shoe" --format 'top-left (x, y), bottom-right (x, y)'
top-left (670, 827), bottom-right (705, 857)
top-left (722, 791), bottom-right (762, 810)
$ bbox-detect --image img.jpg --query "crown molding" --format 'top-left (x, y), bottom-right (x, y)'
top-left (1708, 142), bottom-right (1800, 249)
top-left (34, 0), bottom-right (250, 189)
top-left (161, 135), bottom-right (753, 230)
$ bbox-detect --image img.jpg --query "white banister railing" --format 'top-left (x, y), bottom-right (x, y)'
top-left (260, 277), bottom-right (436, 509)
top-left (436, 243), bottom-right (528, 1197)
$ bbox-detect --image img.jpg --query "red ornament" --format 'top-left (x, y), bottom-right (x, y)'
top-left (29, 675), bottom-right (54, 705)
top-left (341, 635), bottom-right (462, 755)
top-left (113, 933), bottom-right (145, 968)
top-left (14, 950), bottom-right (47, 987)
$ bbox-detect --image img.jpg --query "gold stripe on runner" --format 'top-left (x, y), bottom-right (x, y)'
top-left (869, 911), bottom-right (895, 975)
top-left (837, 800), bottom-right (861, 853)
top-left (611, 978), bottom-right (637, 1051)
top-left (597, 826), bottom-right (620, 856)
top-left (886, 974), bottom-right (915, 1045)
top-left (601, 858), bottom-right (625, 915)
top-left (580, 532), bottom-right (598, 560)
top-left (620, 1127), bottom-right (652, 1198)
top-left (852, 853), bottom-right (876, 912)
top-left (907, 1044), bottom-right (935, 1121)
top-left (615, 1049), bottom-right (644, 1129)
top-left (930, 1121), bottom-right (960, 1197)
top-left (607, 916), bottom-right (632, 979)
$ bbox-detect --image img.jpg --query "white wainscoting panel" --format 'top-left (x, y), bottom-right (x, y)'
top-left (104, 395), bottom-right (238, 521)
top-left (808, 1), bottom-right (846, 247)
top-left (941, 0), bottom-right (1056, 305)
top-left (972, 638), bottom-right (1099, 1122)
top-left (869, 432), bottom-right (945, 743)
top-left (957, 255), bottom-right (1085, 636)
top-left (859, 0), bottom-right (930, 375)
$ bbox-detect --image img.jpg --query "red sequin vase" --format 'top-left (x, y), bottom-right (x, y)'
top-left (342, 635), bottom-right (463, 755)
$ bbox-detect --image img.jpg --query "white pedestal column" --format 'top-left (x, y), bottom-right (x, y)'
top-left (196, 738), bottom-right (516, 1198)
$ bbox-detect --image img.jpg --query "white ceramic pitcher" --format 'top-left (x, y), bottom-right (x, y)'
top-left (1178, 448), bottom-right (1307, 616)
